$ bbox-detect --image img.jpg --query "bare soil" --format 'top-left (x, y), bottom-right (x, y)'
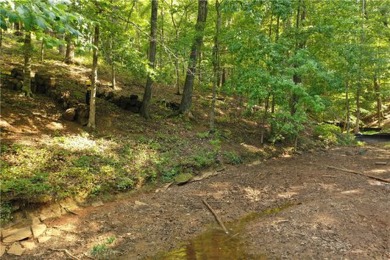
top-left (2, 141), bottom-right (389, 259)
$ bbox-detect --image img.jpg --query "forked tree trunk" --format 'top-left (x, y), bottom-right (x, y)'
top-left (179, 0), bottom-right (208, 114)
top-left (88, 25), bottom-right (99, 129)
top-left (140, 0), bottom-right (158, 119)
top-left (23, 31), bottom-right (33, 97)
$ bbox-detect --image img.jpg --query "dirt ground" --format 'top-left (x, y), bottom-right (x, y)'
top-left (1, 141), bottom-right (389, 259)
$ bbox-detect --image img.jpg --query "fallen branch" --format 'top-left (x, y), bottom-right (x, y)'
top-left (375, 162), bottom-right (388, 165)
top-left (202, 199), bottom-right (229, 234)
top-left (49, 248), bottom-right (79, 260)
top-left (326, 165), bottom-right (390, 183)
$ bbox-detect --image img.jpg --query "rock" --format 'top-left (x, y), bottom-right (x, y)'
top-left (11, 68), bottom-right (24, 80)
top-left (75, 104), bottom-right (89, 126)
top-left (37, 236), bottom-right (51, 243)
top-left (7, 243), bottom-right (25, 256)
top-left (2, 227), bottom-right (32, 243)
top-left (20, 240), bottom-right (36, 250)
top-left (31, 224), bottom-right (47, 238)
top-left (34, 71), bottom-right (56, 94)
top-left (134, 201), bottom-right (148, 206)
top-left (39, 204), bottom-right (62, 221)
top-left (0, 243), bottom-right (6, 257)
top-left (92, 201), bottom-right (104, 207)
top-left (63, 108), bottom-right (76, 121)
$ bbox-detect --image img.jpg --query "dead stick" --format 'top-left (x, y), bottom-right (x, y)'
top-left (326, 165), bottom-right (390, 183)
top-left (49, 248), bottom-right (80, 260)
top-left (202, 199), bottom-right (229, 234)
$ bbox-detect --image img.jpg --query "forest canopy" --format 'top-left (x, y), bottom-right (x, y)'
top-left (1, 0), bottom-right (389, 134)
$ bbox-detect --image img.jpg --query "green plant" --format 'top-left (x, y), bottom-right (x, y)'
top-left (91, 237), bottom-right (116, 258)
top-left (314, 124), bottom-right (341, 145)
top-left (223, 151), bottom-right (243, 165)
top-left (0, 202), bottom-right (13, 225)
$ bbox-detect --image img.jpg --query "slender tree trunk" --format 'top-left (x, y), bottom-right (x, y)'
top-left (40, 39), bottom-right (45, 63)
top-left (210, 0), bottom-right (221, 132)
top-left (354, 86), bottom-right (361, 134)
top-left (112, 63), bottom-right (116, 89)
top-left (88, 25), bottom-right (99, 129)
top-left (374, 75), bottom-right (382, 127)
top-left (158, 4), bottom-right (164, 68)
top-left (345, 81), bottom-right (350, 132)
top-left (179, 0), bottom-right (208, 114)
top-left (22, 31), bottom-right (33, 97)
top-left (140, 0), bottom-right (158, 119)
top-left (64, 34), bottom-right (75, 64)
top-left (291, 0), bottom-right (305, 116)
top-left (58, 34), bottom-right (66, 56)
top-left (0, 29), bottom-right (3, 48)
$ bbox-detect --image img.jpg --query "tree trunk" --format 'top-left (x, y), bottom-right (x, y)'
top-left (354, 86), bottom-right (361, 134)
top-left (40, 39), bottom-right (45, 63)
top-left (291, 0), bottom-right (306, 116)
top-left (374, 76), bottom-right (382, 127)
top-left (112, 63), bottom-right (116, 89)
top-left (345, 81), bottom-right (350, 132)
top-left (210, 0), bottom-right (221, 132)
top-left (58, 34), bottom-right (66, 56)
top-left (140, 0), bottom-right (158, 119)
top-left (64, 34), bottom-right (75, 64)
top-left (179, 0), bottom-right (208, 114)
top-left (88, 25), bottom-right (99, 129)
top-left (22, 31), bottom-right (33, 97)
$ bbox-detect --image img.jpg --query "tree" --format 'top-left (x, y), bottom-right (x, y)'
top-left (179, 0), bottom-right (208, 115)
top-left (0, 1), bottom-right (81, 97)
top-left (210, 0), bottom-right (221, 131)
top-left (140, 0), bottom-right (158, 119)
top-left (88, 24), bottom-right (99, 129)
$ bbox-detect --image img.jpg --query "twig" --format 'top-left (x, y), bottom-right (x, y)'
top-left (326, 165), bottom-right (390, 183)
top-left (49, 248), bottom-right (79, 260)
top-left (202, 199), bottom-right (229, 234)
top-left (375, 162), bottom-right (388, 165)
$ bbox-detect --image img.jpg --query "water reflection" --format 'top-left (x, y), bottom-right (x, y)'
top-left (149, 228), bottom-right (266, 260)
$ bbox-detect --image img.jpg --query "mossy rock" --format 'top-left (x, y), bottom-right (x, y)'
top-left (174, 173), bottom-right (193, 185)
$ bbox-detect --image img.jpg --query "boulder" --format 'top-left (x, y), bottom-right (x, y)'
top-left (34, 71), bottom-right (56, 94)
top-left (7, 243), bottom-right (25, 256)
top-left (63, 108), bottom-right (76, 121)
top-left (2, 227), bottom-right (32, 243)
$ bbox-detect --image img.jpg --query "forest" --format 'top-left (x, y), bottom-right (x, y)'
top-left (0, 0), bottom-right (389, 259)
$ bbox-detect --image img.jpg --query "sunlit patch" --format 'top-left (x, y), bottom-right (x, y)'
top-left (319, 183), bottom-right (338, 191)
top-left (240, 143), bottom-right (262, 153)
top-left (368, 180), bottom-right (387, 186)
top-left (45, 122), bottom-right (64, 131)
top-left (340, 189), bottom-right (361, 195)
top-left (244, 187), bottom-right (261, 202)
top-left (277, 191), bottom-right (298, 198)
top-left (248, 160), bottom-right (262, 166)
top-left (367, 169), bottom-right (389, 174)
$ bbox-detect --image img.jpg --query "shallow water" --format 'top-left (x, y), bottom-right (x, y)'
top-left (147, 205), bottom-right (293, 260)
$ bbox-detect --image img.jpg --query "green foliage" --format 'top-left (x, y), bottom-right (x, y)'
top-left (223, 151), bottom-right (242, 165)
top-left (314, 124), bottom-right (341, 145)
top-left (0, 202), bottom-right (13, 225)
top-left (91, 236), bottom-right (116, 259)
